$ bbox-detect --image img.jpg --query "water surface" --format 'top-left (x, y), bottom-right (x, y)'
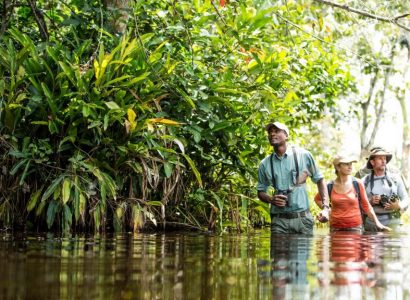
top-left (1, 228), bottom-right (410, 299)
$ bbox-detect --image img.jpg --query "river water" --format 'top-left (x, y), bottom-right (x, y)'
top-left (1, 227), bottom-right (410, 300)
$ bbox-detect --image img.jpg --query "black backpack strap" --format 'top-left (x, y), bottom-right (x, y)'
top-left (384, 171), bottom-right (395, 190)
top-left (352, 179), bottom-right (361, 202)
top-left (291, 146), bottom-right (299, 185)
top-left (352, 178), bottom-right (365, 222)
top-left (365, 171), bottom-right (394, 193)
top-left (326, 181), bottom-right (333, 207)
top-left (270, 153), bottom-right (277, 190)
top-left (364, 174), bottom-right (370, 189)
top-left (369, 172), bottom-right (374, 191)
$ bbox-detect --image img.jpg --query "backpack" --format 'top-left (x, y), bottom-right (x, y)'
top-left (358, 166), bottom-right (408, 193)
top-left (363, 171), bottom-right (399, 191)
top-left (327, 178), bottom-right (365, 222)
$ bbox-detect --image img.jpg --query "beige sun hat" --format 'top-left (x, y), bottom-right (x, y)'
top-left (366, 146), bottom-right (392, 169)
top-left (333, 153), bottom-right (358, 168)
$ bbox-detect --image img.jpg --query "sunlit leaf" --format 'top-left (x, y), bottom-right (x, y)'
top-left (27, 189), bottom-right (42, 212)
top-left (105, 101), bottom-right (121, 110)
top-left (62, 177), bottom-right (71, 204)
top-left (148, 118), bottom-right (181, 126)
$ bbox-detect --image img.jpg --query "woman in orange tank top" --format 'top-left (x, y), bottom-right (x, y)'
top-left (315, 154), bottom-right (390, 232)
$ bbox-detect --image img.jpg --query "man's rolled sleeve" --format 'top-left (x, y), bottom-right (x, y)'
top-left (257, 163), bottom-right (270, 192)
top-left (306, 152), bottom-right (323, 183)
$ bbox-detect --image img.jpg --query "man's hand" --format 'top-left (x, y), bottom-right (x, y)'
top-left (317, 207), bottom-right (329, 223)
top-left (384, 200), bottom-right (400, 211)
top-left (271, 194), bottom-right (287, 207)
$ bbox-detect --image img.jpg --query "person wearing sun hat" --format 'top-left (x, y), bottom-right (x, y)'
top-left (314, 153), bottom-right (389, 232)
top-left (361, 146), bottom-right (409, 231)
top-left (257, 120), bottom-right (330, 234)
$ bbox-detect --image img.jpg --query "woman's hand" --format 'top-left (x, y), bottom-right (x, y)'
top-left (376, 222), bottom-right (391, 232)
top-left (317, 207), bottom-right (329, 223)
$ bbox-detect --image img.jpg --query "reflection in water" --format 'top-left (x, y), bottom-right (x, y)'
top-left (316, 231), bottom-right (410, 300)
top-left (1, 229), bottom-right (410, 299)
top-left (0, 232), bottom-right (273, 300)
top-left (268, 234), bottom-right (311, 300)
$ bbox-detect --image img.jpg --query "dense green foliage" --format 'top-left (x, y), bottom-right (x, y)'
top-left (0, 0), bottom-right (353, 232)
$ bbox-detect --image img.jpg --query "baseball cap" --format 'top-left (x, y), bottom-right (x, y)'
top-left (265, 121), bottom-right (289, 136)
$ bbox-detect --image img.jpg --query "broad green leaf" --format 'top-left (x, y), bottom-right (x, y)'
top-left (93, 206), bottom-right (101, 231)
top-left (132, 204), bottom-right (143, 232)
top-left (103, 114), bottom-right (109, 130)
top-left (127, 108), bottom-right (136, 122)
top-left (31, 121), bottom-right (48, 125)
top-left (53, 183), bottom-right (61, 200)
top-left (116, 206), bottom-right (124, 219)
top-left (102, 75), bottom-right (131, 87)
top-left (79, 193), bottom-right (86, 220)
top-left (181, 153), bottom-right (202, 187)
top-left (19, 159), bottom-right (31, 186)
top-left (105, 101), bottom-right (121, 110)
top-left (62, 177), bottom-right (71, 204)
top-left (27, 189), bottom-right (42, 212)
top-left (35, 201), bottom-right (47, 217)
top-left (41, 175), bottom-right (64, 202)
top-left (126, 108), bottom-right (137, 132)
top-left (148, 118), bottom-right (181, 126)
top-left (164, 162), bottom-right (173, 178)
top-left (46, 200), bottom-right (59, 229)
top-left (10, 158), bottom-right (28, 176)
top-left (175, 87), bottom-right (195, 108)
top-left (94, 59), bottom-right (100, 80)
top-left (146, 201), bottom-right (163, 206)
top-left (62, 204), bottom-right (72, 232)
top-left (123, 72), bottom-right (150, 86)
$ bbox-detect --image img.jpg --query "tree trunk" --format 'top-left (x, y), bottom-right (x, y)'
top-left (27, 0), bottom-right (49, 41)
top-left (398, 38), bottom-right (410, 183)
top-left (103, 0), bottom-right (129, 34)
top-left (366, 43), bottom-right (397, 150)
top-left (360, 69), bottom-right (378, 157)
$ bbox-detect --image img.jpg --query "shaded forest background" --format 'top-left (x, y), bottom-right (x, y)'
top-left (0, 0), bottom-right (409, 232)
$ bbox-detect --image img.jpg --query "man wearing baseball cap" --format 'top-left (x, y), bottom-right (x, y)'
top-left (361, 146), bottom-right (409, 231)
top-left (257, 121), bottom-right (330, 234)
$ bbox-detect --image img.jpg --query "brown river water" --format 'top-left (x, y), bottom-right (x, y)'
top-left (1, 227), bottom-right (410, 299)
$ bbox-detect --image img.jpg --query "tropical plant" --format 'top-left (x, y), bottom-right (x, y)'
top-left (0, 0), bottom-right (353, 232)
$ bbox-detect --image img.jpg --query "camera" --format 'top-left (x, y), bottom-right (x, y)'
top-left (275, 189), bottom-right (292, 196)
top-left (379, 193), bottom-right (399, 208)
top-left (275, 189), bottom-right (292, 207)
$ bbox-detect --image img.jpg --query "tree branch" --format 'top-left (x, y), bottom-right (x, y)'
top-left (367, 43), bottom-right (397, 148)
top-left (394, 13), bottom-right (410, 21)
top-left (0, 0), bottom-right (18, 37)
top-left (313, 0), bottom-right (410, 32)
top-left (360, 69), bottom-right (378, 151)
top-left (26, 0), bottom-right (49, 41)
top-left (210, 0), bottom-right (227, 27)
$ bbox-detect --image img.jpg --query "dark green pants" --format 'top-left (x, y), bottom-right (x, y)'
top-left (270, 212), bottom-right (314, 234)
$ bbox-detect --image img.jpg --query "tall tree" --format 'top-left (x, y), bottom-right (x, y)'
top-left (313, 0), bottom-right (410, 182)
